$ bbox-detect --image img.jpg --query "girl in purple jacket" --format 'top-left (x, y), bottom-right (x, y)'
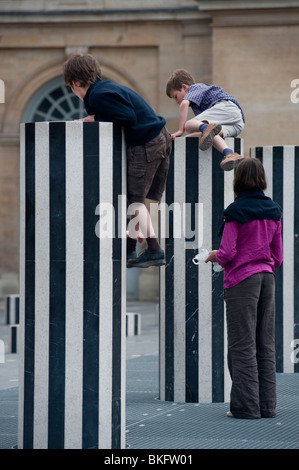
top-left (206, 158), bottom-right (283, 419)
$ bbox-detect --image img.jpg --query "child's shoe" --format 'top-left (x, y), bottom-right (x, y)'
top-left (220, 153), bottom-right (245, 171)
top-left (199, 123), bottom-right (222, 150)
top-left (127, 251), bottom-right (137, 268)
top-left (127, 249), bottom-right (165, 268)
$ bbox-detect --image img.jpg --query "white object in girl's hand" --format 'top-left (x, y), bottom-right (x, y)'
top-left (192, 248), bottom-right (224, 272)
top-left (192, 248), bottom-right (209, 264)
top-left (212, 262), bottom-right (224, 272)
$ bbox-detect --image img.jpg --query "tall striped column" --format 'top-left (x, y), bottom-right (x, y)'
top-left (159, 137), bottom-right (243, 403)
top-left (251, 146), bottom-right (299, 374)
top-left (19, 121), bottom-right (126, 449)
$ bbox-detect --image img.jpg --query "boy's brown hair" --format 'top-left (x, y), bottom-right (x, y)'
top-left (166, 69), bottom-right (195, 97)
top-left (233, 158), bottom-right (267, 196)
top-left (63, 53), bottom-right (102, 88)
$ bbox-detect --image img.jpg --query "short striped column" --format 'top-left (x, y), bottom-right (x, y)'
top-left (19, 121), bottom-right (127, 449)
top-left (126, 313), bottom-right (141, 336)
top-left (9, 325), bottom-right (19, 353)
top-left (5, 294), bottom-right (20, 325)
top-left (251, 146), bottom-right (299, 374)
top-left (159, 137), bottom-right (243, 403)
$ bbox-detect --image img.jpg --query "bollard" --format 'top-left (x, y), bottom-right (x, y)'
top-left (159, 137), bottom-right (243, 403)
top-left (9, 324), bottom-right (19, 353)
top-left (251, 145), bottom-right (299, 373)
top-left (19, 121), bottom-right (126, 449)
top-left (126, 313), bottom-right (141, 336)
top-left (5, 294), bottom-right (20, 325)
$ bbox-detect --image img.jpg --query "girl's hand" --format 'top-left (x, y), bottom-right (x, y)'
top-left (205, 250), bottom-right (218, 263)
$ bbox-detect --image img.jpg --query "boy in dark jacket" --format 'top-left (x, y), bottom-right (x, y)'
top-left (63, 53), bottom-right (172, 267)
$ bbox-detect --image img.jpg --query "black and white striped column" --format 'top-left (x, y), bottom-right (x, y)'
top-left (251, 146), bottom-right (299, 374)
top-left (5, 294), bottom-right (20, 325)
top-left (126, 313), bottom-right (141, 336)
top-left (9, 325), bottom-right (19, 353)
top-left (19, 121), bottom-right (126, 449)
top-left (159, 137), bottom-right (243, 403)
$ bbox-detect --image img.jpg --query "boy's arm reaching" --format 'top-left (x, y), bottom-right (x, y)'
top-left (171, 99), bottom-right (190, 139)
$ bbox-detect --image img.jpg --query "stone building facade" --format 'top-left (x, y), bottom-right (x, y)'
top-left (0, 0), bottom-right (299, 299)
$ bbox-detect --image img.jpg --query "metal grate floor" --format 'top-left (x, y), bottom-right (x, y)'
top-left (1, 302), bottom-right (299, 450)
top-left (0, 387), bottom-right (18, 450)
top-left (126, 355), bottom-right (299, 450)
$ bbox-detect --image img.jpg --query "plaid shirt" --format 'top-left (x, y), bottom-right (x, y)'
top-left (185, 83), bottom-right (245, 122)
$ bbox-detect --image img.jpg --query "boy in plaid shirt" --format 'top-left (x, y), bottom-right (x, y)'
top-left (166, 69), bottom-right (245, 171)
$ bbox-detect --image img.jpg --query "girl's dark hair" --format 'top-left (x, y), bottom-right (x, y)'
top-left (166, 69), bottom-right (195, 97)
top-left (63, 53), bottom-right (102, 87)
top-left (233, 158), bottom-right (267, 196)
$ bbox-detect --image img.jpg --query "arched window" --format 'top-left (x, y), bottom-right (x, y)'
top-left (22, 76), bottom-right (86, 122)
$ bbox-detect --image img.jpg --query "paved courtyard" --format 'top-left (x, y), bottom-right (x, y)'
top-left (0, 301), bottom-right (298, 450)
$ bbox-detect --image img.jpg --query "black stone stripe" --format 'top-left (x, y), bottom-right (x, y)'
top-left (23, 123), bottom-right (36, 449)
top-left (234, 137), bottom-right (241, 156)
top-left (5, 297), bottom-right (9, 324)
top-left (15, 297), bottom-right (20, 324)
top-left (185, 137), bottom-right (199, 402)
top-left (82, 122), bottom-right (100, 449)
top-left (255, 146), bottom-right (263, 164)
top-left (211, 146), bottom-right (225, 402)
top-left (294, 147), bottom-right (299, 373)
top-left (11, 326), bottom-right (18, 353)
top-left (112, 124), bottom-right (123, 260)
top-left (164, 141), bottom-right (175, 402)
top-left (134, 315), bottom-right (139, 335)
top-left (48, 122), bottom-right (66, 449)
top-left (111, 124), bottom-right (123, 449)
top-left (272, 147), bottom-right (284, 373)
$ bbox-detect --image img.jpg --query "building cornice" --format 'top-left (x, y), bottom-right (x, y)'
top-left (210, 8), bottom-right (299, 27)
top-left (195, 1), bottom-right (299, 10)
top-left (194, 1), bottom-right (299, 26)
top-left (0, 6), bottom-right (208, 24)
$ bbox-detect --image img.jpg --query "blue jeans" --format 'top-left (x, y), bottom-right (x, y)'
top-left (224, 272), bottom-right (276, 419)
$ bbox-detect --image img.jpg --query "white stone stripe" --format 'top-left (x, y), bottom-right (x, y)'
top-left (18, 123), bottom-right (26, 448)
top-left (159, 191), bottom-right (166, 401)
top-left (198, 148), bottom-right (213, 403)
top-left (33, 122), bottom-right (50, 448)
top-left (98, 122), bottom-right (113, 448)
top-left (262, 146), bottom-right (273, 198)
top-left (223, 138), bottom-right (235, 209)
top-left (283, 146), bottom-right (295, 372)
top-left (173, 138), bottom-right (186, 403)
top-left (223, 137), bottom-right (236, 403)
top-left (120, 130), bottom-right (127, 450)
top-left (64, 121), bottom-right (84, 448)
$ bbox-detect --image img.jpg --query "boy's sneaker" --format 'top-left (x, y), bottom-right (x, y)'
top-left (199, 123), bottom-right (222, 151)
top-left (127, 249), bottom-right (165, 268)
top-left (127, 251), bottom-right (137, 268)
top-left (220, 153), bottom-right (245, 171)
